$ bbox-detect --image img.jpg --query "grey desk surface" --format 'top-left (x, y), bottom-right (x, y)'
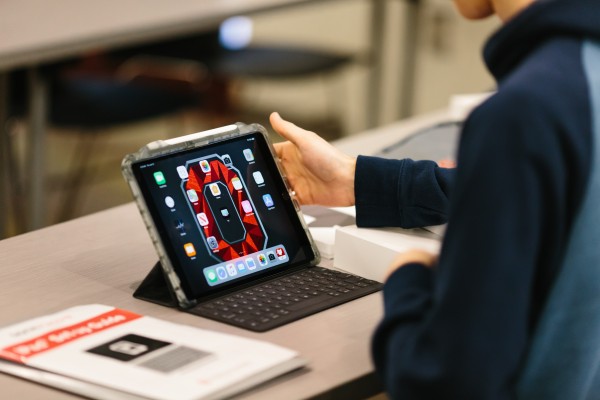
top-left (0, 203), bottom-right (381, 400)
top-left (0, 110), bottom-right (451, 399)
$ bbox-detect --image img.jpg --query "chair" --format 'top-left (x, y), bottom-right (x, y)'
top-left (116, 18), bottom-right (354, 131)
top-left (214, 17), bottom-right (353, 132)
top-left (214, 45), bottom-right (351, 131)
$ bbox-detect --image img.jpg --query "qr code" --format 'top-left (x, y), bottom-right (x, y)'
top-left (87, 334), bottom-right (211, 373)
top-left (87, 334), bottom-right (171, 362)
top-left (139, 346), bottom-right (211, 373)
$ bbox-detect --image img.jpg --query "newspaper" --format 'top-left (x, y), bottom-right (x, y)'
top-left (0, 305), bottom-right (305, 400)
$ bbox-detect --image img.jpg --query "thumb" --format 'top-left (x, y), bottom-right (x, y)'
top-left (269, 112), bottom-right (310, 146)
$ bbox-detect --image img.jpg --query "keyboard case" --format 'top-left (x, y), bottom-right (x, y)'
top-left (122, 123), bottom-right (320, 309)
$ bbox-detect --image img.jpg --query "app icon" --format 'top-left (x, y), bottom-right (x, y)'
top-left (186, 189), bottom-right (199, 202)
top-left (258, 253), bottom-right (268, 266)
top-left (174, 219), bottom-right (185, 234)
top-left (236, 261), bottom-right (246, 271)
top-left (176, 166), bottom-right (188, 179)
top-left (226, 263), bottom-right (237, 276)
top-left (199, 160), bottom-right (211, 173)
top-left (253, 171), bottom-right (264, 185)
top-left (262, 194), bottom-right (274, 208)
top-left (243, 149), bottom-right (254, 161)
top-left (216, 266), bottom-right (228, 280)
top-left (209, 183), bottom-right (221, 196)
top-left (267, 251), bottom-right (276, 262)
top-left (222, 154), bottom-right (232, 165)
top-left (231, 177), bottom-right (243, 190)
top-left (246, 258), bottom-right (257, 270)
top-left (207, 236), bottom-right (219, 250)
top-left (153, 171), bottom-right (166, 185)
top-left (183, 243), bottom-right (196, 257)
top-left (165, 196), bottom-right (175, 208)
top-left (206, 269), bottom-right (218, 283)
top-left (276, 247), bottom-right (287, 260)
top-left (241, 200), bottom-right (253, 213)
top-left (220, 207), bottom-right (230, 218)
top-left (197, 212), bottom-right (209, 227)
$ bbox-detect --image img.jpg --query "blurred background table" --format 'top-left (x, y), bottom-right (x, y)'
top-left (0, 0), bottom-right (398, 237)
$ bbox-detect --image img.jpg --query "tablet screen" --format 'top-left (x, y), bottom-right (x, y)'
top-left (132, 131), bottom-right (316, 300)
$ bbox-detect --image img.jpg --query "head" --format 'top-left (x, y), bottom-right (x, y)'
top-left (453, 0), bottom-right (536, 22)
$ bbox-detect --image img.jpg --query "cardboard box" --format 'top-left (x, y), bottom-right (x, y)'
top-left (333, 225), bottom-right (442, 282)
top-left (303, 206), bottom-right (356, 259)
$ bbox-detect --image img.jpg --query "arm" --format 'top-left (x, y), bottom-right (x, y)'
top-left (270, 112), bottom-right (454, 228)
top-left (355, 156), bottom-right (453, 228)
top-left (270, 112), bottom-right (356, 207)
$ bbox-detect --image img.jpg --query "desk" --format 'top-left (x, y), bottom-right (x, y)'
top-left (0, 110), bottom-right (448, 399)
top-left (0, 203), bottom-right (383, 400)
top-left (0, 0), bottom-right (400, 235)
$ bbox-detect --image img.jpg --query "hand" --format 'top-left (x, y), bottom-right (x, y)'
top-left (270, 112), bottom-right (356, 207)
top-left (385, 249), bottom-right (438, 281)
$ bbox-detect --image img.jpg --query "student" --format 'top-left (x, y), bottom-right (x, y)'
top-left (270, 0), bottom-right (600, 397)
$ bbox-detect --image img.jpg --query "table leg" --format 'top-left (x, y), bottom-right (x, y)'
top-left (398, 0), bottom-right (420, 119)
top-left (0, 72), bottom-right (8, 238)
top-left (27, 67), bottom-right (48, 231)
top-left (366, 0), bottom-right (385, 129)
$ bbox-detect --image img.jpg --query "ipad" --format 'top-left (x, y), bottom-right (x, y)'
top-left (122, 123), bottom-right (320, 309)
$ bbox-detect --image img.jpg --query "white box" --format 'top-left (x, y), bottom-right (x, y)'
top-left (333, 225), bottom-right (442, 282)
top-left (304, 206), bottom-right (357, 260)
top-left (308, 226), bottom-right (337, 259)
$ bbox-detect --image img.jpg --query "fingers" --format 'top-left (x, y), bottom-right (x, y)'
top-left (269, 112), bottom-right (312, 146)
top-left (273, 142), bottom-right (284, 159)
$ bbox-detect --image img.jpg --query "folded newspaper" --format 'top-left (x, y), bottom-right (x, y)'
top-left (0, 305), bottom-right (305, 400)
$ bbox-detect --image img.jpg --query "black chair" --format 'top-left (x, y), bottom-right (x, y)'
top-left (215, 45), bottom-right (352, 131)
top-left (216, 46), bottom-right (351, 78)
top-left (115, 24), bottom-right (354, 129)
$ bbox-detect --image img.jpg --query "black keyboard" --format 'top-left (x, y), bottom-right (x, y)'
top-left (187, 267), bottom-right (383, 332)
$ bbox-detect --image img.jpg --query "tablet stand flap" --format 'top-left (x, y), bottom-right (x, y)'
top-left (133, 262), bottom-right (178, 308)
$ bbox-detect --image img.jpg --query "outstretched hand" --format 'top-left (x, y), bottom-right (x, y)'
top-left (270, 112), bottom-right (356, 207)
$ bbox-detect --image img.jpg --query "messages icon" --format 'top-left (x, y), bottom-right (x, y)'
top-left (206, 269), bottom-right (218, 283)
top-left (153, 171), bottom-right (166, 185)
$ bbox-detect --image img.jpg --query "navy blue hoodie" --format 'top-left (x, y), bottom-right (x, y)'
top-left (355, 0), bottom-right (600, 398)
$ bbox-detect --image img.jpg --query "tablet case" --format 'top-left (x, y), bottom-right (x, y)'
top-left (122, 122), bottom-right (320, 309)
top-left (133, 262), bottom-right (179, 308)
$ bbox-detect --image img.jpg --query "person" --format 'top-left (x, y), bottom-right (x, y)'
top-left (269, 0), bottom-right (600, 397)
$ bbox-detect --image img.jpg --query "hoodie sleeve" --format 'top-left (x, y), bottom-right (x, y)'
top-left (354, 156), bottom-right (453, 228)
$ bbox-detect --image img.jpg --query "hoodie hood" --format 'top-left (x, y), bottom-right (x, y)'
top-left (484, 0), bottom-right (600, 81)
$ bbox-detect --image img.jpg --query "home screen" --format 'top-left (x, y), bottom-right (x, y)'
top-left (133, 132), bottom-right (315, 299)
